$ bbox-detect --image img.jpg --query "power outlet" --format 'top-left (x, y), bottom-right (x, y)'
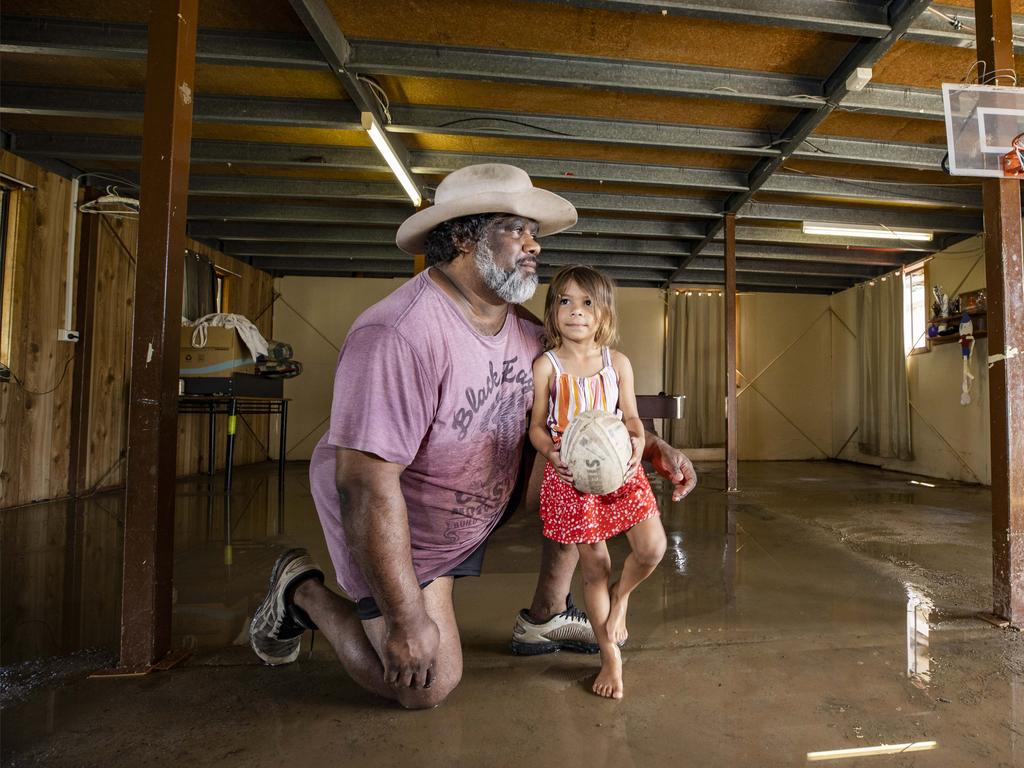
top-left (58, 329), bottom-right (80, 343)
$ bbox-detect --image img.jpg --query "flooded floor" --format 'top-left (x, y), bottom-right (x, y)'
top-left (2, 460), bottom-right (1022, 767)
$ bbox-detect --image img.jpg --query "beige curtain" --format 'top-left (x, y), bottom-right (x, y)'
top-left (857, 275), bottom-right (913, 460)
top-left (666, 291), bottom-right (725, 448)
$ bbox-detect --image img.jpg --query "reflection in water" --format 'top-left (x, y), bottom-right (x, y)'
top-left (1, 469), bottom-right (286, 665)
top-left (905, 583), bottom-right (933, 687)
top-left (656, 492), bottom-right (737, 622)
top-left (0, 499), bottom-right (123, 665)
top-left (667, 532), bottom-right (688, 575)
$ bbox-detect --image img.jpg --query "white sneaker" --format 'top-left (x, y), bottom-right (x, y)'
top-left (511, 594), bottom-right (599, 655)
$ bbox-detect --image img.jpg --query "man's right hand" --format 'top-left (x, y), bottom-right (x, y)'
top-left (383, 613), bottom-right (440, 690)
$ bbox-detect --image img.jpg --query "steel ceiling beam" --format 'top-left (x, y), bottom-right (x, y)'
top-left (721, 225), bottom-right (935, 251)
top-left (700, 242), bottom-right (910, 266)
top-left (0, 84), bottom-right (364, 128)
top-left (185, 197), bottom-right (977, 242)
top-left (536, 0), bottom-right (890, 36)
top-left (386, 104), bottom-right (780, 157)
top-left (763, 173), bottom-right (979, 208)
top-left (739, 201), bottom-right (981, 233)
top-left (222, 241), bottom-right (682, 269)
top-left (684, 256), bottom-right (881, 278)
top-left (347, 40), bottom-right (825, 108)
top-left (170, 174), bottom-right (723, 216)
top-left (3, 86), bottom-right (960, 177)
top-left (839, 83), bottom-right (945, 120)
top-left (11, 133), bottom-right (748, 192)
top-left (188, 221), bottom-right (397, 242)
top-left (0, 17), bottom-right (325, 68)
top-left (409, 150), bottom-right (748, 191)
top-left (186, 200), bottom-right (710, 239)
top-left (673, 0), bottom-right (936, 282)
top-left (790, 134), bottom-right (948, 170)
top-left (249, 256), bottom-right (672, 282)
top-left (673, 270), bottom-right (855, 290)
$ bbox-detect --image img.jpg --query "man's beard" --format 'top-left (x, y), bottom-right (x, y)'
top-left (474, 239), bottom-right (538, 305)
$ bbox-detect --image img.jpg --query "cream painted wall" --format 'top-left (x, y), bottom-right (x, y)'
top-left (736, 293), bottom-right (834, 460)
top-left (274, 277), bottom-right (409, 461)
top-left (276, 276), bottom-right (666, 461)
top-left (831, 235), bottom-right (991, 484)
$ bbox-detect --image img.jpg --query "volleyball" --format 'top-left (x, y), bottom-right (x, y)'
top-left (560, 410), bottom-right (632, 495)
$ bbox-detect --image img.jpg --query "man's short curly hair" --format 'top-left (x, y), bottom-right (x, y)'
top-left (423, 213), bottom-right (501, 266)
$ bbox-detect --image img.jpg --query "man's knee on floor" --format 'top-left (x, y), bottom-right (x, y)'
top-left (395, 673), bottom-right (461, 710)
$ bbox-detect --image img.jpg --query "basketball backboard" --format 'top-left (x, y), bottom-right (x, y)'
top-left (942, 82), bottom-right (1024, 177)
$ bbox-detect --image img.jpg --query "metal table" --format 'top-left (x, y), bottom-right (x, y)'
top-left (177, 395), bottom-right (289, 499)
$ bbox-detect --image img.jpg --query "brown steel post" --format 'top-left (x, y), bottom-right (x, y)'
top-left (976, 0), bottom-right (1024, 626)
top-left (119, 0), bottom-right (197, 669)
top-left (725, 213), bottom-right (738, 491)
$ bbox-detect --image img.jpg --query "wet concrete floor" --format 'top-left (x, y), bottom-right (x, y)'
top-left (2, 460), bottom-right (1022, 767)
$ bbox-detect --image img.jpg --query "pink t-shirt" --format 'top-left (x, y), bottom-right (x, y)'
top-left (309, 270), bottom-right (544, 600)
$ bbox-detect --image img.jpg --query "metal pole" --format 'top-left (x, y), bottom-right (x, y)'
top-left (119, 0), bottom-right (197, 670)
top-left (976, 0), bottom-right (1024, 627)
top-left (725, 213), bottom-right (738, 491)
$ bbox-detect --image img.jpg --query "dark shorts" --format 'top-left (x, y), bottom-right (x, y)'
top-left (355, 473), bottom-right (526, 621)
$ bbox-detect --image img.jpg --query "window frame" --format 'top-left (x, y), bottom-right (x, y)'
top-left (0, 186), bottom-right (19, 366)
top-left (903, 259), bottom-right (931, 357)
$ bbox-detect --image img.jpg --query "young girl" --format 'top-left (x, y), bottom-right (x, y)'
top-left (529, 265), bottom-right (667, 700)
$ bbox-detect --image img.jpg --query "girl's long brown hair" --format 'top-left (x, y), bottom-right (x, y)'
top-left (543, 265), bottom-right (618, 350)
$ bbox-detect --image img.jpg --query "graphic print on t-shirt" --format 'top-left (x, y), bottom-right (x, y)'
top-left (442, 355), bottom-right (533, 543)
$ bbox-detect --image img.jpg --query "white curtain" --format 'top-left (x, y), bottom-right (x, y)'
top-left (857, 275), bottom-right (913, 460)
top-left (666, 291), bottom-right (725, 448)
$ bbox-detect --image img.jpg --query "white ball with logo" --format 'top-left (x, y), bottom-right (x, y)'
top-left (561, 410), bottom-right (632, 495)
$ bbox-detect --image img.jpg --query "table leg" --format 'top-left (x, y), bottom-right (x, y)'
top-left (224, 398), bottom-right (237, 497)
top-left (208, 403), bottom-right (216, 477)
top-left (278, 400), bottom-right (288, 533)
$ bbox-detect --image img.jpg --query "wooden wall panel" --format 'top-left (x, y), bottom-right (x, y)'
top-left (0, 151), bottom-right (77, 508)
top-left (0, 150), bottom-right (275, 508)
top-left (84, 216), bottom-right (136, 490)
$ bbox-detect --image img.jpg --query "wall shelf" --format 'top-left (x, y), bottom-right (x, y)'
top-left (927, 309), bottom-right (987, 347)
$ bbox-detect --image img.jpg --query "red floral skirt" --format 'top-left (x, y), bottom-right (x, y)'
top-left (539, 462), bottom-right (659, 544)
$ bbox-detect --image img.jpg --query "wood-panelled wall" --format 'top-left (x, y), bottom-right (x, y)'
top-left (0, 151), bottom-right (275, 508)
top-left (0, 151), bottom-right (77, 507)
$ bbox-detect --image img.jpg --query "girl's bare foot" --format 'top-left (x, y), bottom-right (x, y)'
top-left (606, 582), bottom-right (629, 645)
top-left (592, 645), bottom-right (624, 699)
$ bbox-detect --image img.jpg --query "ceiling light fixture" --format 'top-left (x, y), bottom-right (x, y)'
top-left (802, 222), bottom-right (933, 242)
top-left (362, 112), bottom-right (422, 207)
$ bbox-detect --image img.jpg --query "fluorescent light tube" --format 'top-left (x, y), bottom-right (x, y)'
top-left (362, 112), bottom-right (422, 207)
top-left (802, 222), bottom-right (933, 242)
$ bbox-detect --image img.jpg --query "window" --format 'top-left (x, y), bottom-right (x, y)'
top-left (903, 261), bottom-right (929, 355)
top-left (0, 187), bottom-right (15, 365)
top-left (214, 269), bottom-right (229, 313)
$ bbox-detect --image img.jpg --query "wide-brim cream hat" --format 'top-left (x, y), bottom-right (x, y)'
top-left (396, 163), bottom-right (578, 255)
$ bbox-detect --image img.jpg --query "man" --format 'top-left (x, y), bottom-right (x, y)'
top-left (249, 164), bottom-right (697, 709)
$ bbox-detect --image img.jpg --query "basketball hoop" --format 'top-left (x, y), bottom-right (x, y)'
top-left (942, 83), bottom-right (1024, 177)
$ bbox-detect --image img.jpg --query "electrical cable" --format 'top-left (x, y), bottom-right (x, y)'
top-left (8, 355), bottom-right (74, 396)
